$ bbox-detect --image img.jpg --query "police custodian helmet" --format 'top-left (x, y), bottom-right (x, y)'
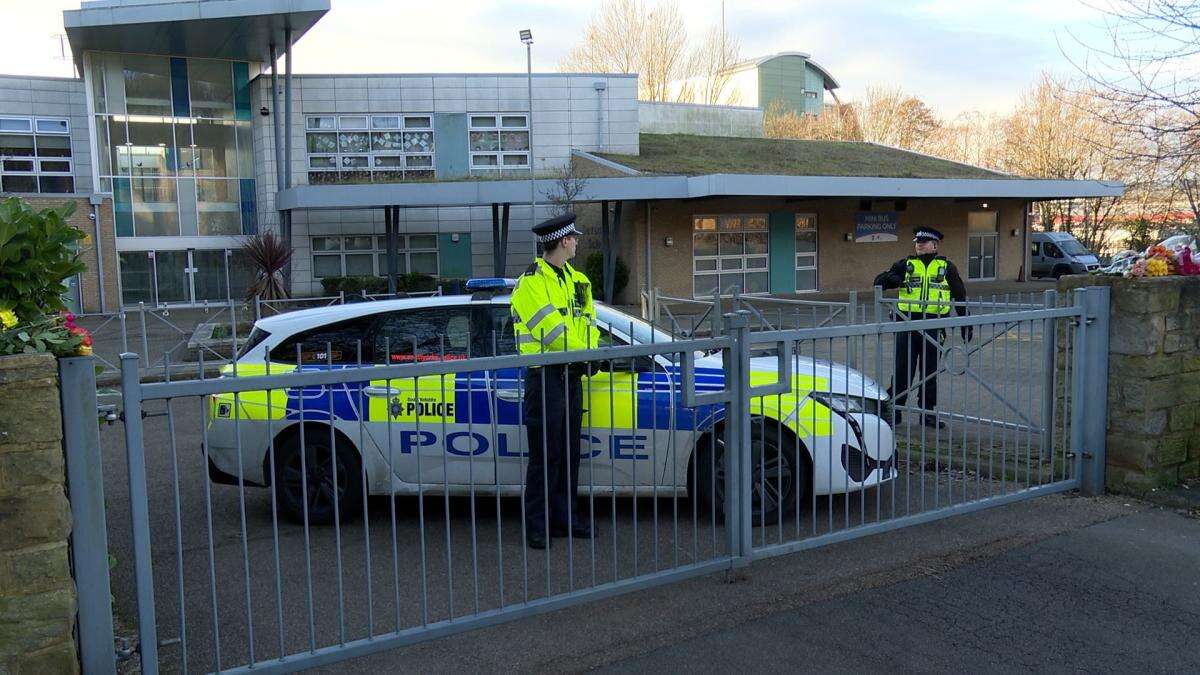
top-left (913, 227), bottom-right (944, 242)
top-left (532, 212), bottom-right (583, 244)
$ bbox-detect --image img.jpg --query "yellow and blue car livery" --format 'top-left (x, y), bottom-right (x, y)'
top-left (205, 292), bottom-right (895, 503)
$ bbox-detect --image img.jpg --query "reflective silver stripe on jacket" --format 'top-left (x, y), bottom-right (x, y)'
top-left (537, 323), bottom-right (566, 346)
top-left (526, 303), bottom-right (558, 330)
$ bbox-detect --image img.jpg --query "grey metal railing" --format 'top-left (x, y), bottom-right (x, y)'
top-left (65, 286), bottom-right (1111, 673)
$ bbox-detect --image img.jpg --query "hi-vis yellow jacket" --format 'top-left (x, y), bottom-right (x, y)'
top-left (897, 257), bottom-right (951, 315)
top-left (510, 258), bottom-right (599, 354)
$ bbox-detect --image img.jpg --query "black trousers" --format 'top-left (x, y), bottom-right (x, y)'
top-left (523, 365), bottom-right (584, 534)
top-left (890, 318), bottom-right (943, 413)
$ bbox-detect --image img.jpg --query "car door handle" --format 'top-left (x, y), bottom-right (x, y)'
top-left (495, 389), bottom-right (522, 402)
top-left (364, 386), bottom-right (395, 397)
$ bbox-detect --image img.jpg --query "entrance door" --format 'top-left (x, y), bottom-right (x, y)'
top-left (967, 211), bottom-right (998, 280)
top-left (795, 214), bottom-right (818, 292)
top-left (118, 248), bottom-right (246, 307)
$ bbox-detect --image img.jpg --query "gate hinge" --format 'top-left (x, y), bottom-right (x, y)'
top-left (114, 636), bottom-right (136, 661)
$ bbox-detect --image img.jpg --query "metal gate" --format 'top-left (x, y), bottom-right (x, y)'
top-left (62, 286), bottom-right (1109, 674)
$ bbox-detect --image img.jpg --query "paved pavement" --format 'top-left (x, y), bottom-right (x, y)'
top-left (601, 508), bottom-right (1200, 674)
top-left (325, 499), bottom-right (1200, 674)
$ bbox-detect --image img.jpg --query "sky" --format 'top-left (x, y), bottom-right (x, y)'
top-left (0, 0), bottom-right (1118, 116)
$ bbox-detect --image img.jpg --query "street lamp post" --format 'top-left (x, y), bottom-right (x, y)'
top-left (520, 29), bottom-right (535, 239)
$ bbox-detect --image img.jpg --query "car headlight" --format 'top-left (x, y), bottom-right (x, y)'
top-left (810, 392), bottom-right (864, 414)
top-left (809, 392), bottom-right (887, 417)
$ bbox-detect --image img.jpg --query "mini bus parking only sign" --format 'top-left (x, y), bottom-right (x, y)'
top-left (855, 212), bottom-right (898, 242)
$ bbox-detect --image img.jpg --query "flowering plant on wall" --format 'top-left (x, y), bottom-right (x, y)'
top-left (0, 310), bottom-right (92, 357)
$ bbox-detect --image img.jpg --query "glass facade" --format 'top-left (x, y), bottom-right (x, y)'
top-left (90, 52), bottom-right (256, 238)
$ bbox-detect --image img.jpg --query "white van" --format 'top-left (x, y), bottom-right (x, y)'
top-left (1031, 232), bottom-right (1101, 278)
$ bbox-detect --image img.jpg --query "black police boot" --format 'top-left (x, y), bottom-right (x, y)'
top-left (551, 522), bottom-right (595, 539)
top-left (526, 530), bottom-right (549, 549)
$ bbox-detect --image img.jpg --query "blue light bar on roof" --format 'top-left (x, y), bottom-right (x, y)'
top-left (465, 278), bottom-right (517, 291)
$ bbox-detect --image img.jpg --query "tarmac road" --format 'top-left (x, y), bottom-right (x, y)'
top-left (98, 392), bottom-right (1067, 673)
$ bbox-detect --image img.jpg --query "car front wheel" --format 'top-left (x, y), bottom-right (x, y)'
top-left (273, 429), bottom-right (364, 525)
top-left (695, 423), bottom-right (809, 526)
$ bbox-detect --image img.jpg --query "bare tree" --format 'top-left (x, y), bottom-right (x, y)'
top-left (545, 164), bottom-right (589, 216)
top-left (924, 110), bottom-right (1007, 170)
top-left (683, 26), bottom-right (742, 105)
top-left (855, 86), bottom-right (941, 151)
top-left (763, 99), bottom-right (861, 140)
top-left (561, 0), bottom-right (741, 104)
top-left (1066, 0), bottom-right (1200, 163)
top-left (561, 0), bottom-right (691, 102)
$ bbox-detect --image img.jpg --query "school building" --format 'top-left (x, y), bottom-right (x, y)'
top-left (0, 0), bottom-right (1122, 312)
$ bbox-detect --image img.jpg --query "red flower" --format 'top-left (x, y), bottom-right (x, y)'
top-left (81, 333), bottom-right (93, 347)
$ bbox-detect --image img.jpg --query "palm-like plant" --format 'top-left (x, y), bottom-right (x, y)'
top-left (241, 231), bottom-right (292, 301)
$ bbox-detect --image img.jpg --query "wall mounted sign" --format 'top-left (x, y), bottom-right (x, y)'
top-left (855, 212), bottom-right (898, 242)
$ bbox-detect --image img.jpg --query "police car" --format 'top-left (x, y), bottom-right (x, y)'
top-left (205, 279), bottom-right (895, 526)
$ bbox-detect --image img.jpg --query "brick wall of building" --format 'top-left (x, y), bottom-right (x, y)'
top-left (618, 197), bottom-right (1028, 300)
top-left (21, 195), bottom-right (118, 315)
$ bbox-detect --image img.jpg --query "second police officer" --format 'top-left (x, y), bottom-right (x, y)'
top-left (509, 212), bottom-right (599, 549)
top-left (873, 227), bottom-right (971, 429)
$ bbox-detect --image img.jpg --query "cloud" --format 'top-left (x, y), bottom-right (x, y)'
top-left (0, 0), bottom-right (1120, 116)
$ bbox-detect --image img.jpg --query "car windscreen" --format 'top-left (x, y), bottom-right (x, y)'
top-left (1059, 239), bottom-right (1089, 256)
top-left (236, 327), bottom-right (271, 359)
top-left (596, 305), bottom-right (678, 345)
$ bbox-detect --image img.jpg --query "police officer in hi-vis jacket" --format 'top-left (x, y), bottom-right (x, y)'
top-left (873, 227), bottom-right (970, 429)
top-left (509, 212), bottom-right (599, 549)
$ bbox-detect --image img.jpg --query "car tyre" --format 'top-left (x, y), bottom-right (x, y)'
top-left (1052, 264), bottom-right (1071, 279)
top-left (274, 429), bottom-right (364, 526)
top-left (695, 423), bottom-right (809, 526)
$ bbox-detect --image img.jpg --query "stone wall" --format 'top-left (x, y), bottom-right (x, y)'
top-left (1059, 275), bottom-right (1200, 493)
top-left (0, 353), bottom-right (77, 673)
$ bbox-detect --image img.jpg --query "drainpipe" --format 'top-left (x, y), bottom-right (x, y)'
top-left (593, 81), bottom-right (607, 151)
top-left (269, 43), bottom-right (285, 206)
top-left (89, 194), bottom-right (106, 313)
top-left (283, 27), bottom-right (295, 289)
top-left (1021, 200), bottom-right (1031, 282)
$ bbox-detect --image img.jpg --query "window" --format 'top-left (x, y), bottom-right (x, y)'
top-left (306, 114), bottom-right (434, 184)
top-left (484, 305), bottom-right (519, 357)
top-left (269, 315), bottom-right (380, 365)
top-left (469, 113), bottom-right (529, 175)
top-left (310, 234), bottom-right (440, 278)
top-left (803, 91), bottom-right (819, 99)
top-left (373, 307), bottom-right (473, 362)
top-left (795, 214), bottom-right (818, 292)
top-left (0, 117), bottom-right (73, 193)
top-left (692, 215), bottom-right (769, 297)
